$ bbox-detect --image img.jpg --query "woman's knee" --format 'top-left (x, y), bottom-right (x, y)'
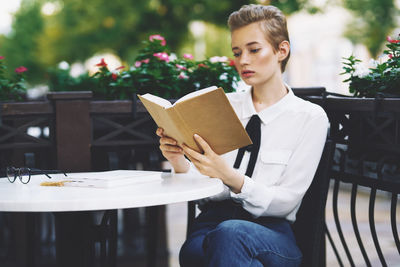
top-left (211, 219), bottom-right (257, 237)
top-left (179, 235), bottom-right (205, 267)
top-left (205, 220), bottom-right (250, 247)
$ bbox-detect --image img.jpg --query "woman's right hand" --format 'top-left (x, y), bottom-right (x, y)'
top-left (156, 128), bottom-right (189, 172)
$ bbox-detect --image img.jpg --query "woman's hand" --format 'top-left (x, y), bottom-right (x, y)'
top-left (183, 134), bottom-right (244, 193)
top-left (156, 128), bottom-right (189, 173)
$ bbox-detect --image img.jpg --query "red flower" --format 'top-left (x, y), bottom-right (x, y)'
top-left (388, 54), bottom-right (393, 59)
top-left (0, 56), bottom-right (4, 60)
top-left (115, 66), bottom-right (125, 71)
top-left (198, 63), bottom-right (208, 68)
top-left (15, 66), bottom-right (28, 74)
top-left (228, 59), bottom-right (235, 66)
top-left (111, 73), bottom-right (118, 80)
top-left (96, 58), bottom-right (108, 67)
top-left (387, 36), bottom-right (400, 44)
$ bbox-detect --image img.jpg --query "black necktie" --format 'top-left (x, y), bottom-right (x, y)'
top-left (233, 115), bottom-right (261, 177)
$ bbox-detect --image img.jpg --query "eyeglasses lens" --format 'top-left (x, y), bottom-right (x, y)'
top-left (6, 167), bottom-right (16, 183)
top-left (19, 168), bottom-right (31, 184)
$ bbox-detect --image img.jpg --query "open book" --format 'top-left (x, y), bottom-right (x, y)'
top-left (138, 86), bottom-right (252, 155)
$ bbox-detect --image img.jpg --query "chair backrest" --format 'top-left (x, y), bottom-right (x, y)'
top-left (291, 139), bottom-right (335, 267)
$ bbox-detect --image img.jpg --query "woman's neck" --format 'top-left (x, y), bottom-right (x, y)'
top-left (252, 80), bottom-right (288, 113)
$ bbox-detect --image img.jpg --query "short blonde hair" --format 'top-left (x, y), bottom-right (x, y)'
top-left (228, 4), bottom-right (290, 72)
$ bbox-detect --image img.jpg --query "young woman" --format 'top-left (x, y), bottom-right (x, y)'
top-left (156, 4), bottom-right (328, 267)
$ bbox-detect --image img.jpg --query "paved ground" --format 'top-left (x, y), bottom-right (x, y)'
top-left (166, 184), bottom-right (400, 267)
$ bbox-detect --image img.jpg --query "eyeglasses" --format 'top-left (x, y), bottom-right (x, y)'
top-left (6, 167), bottom-right (67, 184)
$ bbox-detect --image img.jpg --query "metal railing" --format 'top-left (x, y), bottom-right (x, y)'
top-left (294, 88), bottom-right (400, 266)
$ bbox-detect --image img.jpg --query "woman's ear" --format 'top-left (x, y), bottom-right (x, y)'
top-left (278, 40), bottom-right (290, 62)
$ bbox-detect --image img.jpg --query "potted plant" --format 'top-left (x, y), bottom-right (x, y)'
top-left (0, 56), bottom-right (28, 102)
top-left (341, 34), bottom-right (400, 98)
top-left (47, 34), bottom-right (239, 100)
top-left (89, 34), bottom-right (239, 100)
top-left (332, 34), bottom-right (400, 162)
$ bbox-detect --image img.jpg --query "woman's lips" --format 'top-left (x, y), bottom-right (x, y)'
top-left (241, 70), bottom-right (255, 78)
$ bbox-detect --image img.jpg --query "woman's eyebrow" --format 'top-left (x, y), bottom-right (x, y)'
top-left (232, 41), bottom-right (260, 50)
top-left (246, 41), bottom-right (260, 46)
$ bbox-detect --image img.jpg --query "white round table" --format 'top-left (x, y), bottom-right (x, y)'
top-left (0, 170), bottom-right (224, 267)
top-left (0, 171), bottom-right (224, 212)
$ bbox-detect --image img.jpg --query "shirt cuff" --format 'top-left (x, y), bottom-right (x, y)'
top-left (230, 175), bottom-right (255, 199)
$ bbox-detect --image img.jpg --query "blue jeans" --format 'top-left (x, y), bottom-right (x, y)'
top-left (179, 200), bottom-right (302, 267)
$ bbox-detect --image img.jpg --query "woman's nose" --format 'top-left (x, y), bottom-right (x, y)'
top-left (239, 52), bottom-right (250, 65)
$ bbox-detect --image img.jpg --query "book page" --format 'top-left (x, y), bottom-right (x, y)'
top-left (174, 86), bottom-right (218, 105)
top-left (64, 170), bottom-right (160, 180)
top-left (139, 93), bottom-right (172, 108)
top-left (62, 170), bottom-right (163, 188)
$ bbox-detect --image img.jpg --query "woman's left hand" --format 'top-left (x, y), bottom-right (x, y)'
top-left (182, 134), bottom-right (244, 193)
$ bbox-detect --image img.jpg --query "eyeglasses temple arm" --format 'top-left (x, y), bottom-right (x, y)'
top-left (29, 169), bottom-right (67, 177)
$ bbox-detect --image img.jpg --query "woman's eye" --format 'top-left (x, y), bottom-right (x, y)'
top-left (250, 48), bottom-right (260, 53)
top-left (233, 52), bottom-right (241, 57)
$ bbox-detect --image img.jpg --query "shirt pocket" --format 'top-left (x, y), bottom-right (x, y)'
top-left (256, 149), bottom-right (292, 186)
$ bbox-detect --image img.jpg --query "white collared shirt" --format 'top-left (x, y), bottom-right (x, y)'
top-left (176, 86), bottom-right (329, 222)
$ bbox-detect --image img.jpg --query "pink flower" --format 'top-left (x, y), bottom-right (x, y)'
top-left (96, 58), bottom-right (108, 67)
top-left (210, 56), bottom-right (228, 63)
top-left (153, 52), bottom-right (170, 62)
top-left (183, 53), bottom-right (194, 60)
top-left (149, 34), bottom-right (166, 46)
top-left (176, 64), bottom-right (187, 70)
top-left (387, 36), bottom-right (400, 44)
top-left (134, 59), bottom-right (150, 68)
top-left (135, 61), bottom-right (142, 68)
top-left (111, 73), bottom-right (118, 80)
top-left (115, 66), bottom-right (125, 71)
top-left (0, 56), bottom-right (4, 60)
top-left (388, 54), bottom-right (393, 59)
top-left (198, 63), bottom-right (208, 68)
top-left (15, 66), bottom-right (28, 74)
top-left (178, 72), bottom-right (188, 79)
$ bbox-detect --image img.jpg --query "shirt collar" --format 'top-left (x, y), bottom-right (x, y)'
top-left (241, 84), bottom-right (296, 125)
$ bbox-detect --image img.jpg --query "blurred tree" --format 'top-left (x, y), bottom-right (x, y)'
top-left (1, 0), bottom-right (395, 85)
top-left (0, 0), bottom-right (45, 83)
top-left (41, 0), bottom-right (254, 63)
top-left (343, 0), bottom-right (398, 57)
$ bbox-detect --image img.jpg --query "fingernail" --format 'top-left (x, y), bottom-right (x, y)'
top-left (194, 134), bottom-right (199, 138)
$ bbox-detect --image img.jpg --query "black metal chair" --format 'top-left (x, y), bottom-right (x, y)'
top-left (291, 139), bottom-right (334, 267)
top-left (186, 139), bottom-right (335, 267)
